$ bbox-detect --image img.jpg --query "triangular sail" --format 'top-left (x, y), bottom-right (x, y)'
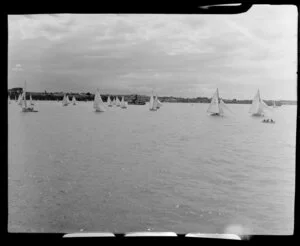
top-left (157, 98), bottom-right (162, 108)
top-left (22, 81), bottom-right (27, 108)
top-left (153, 96), bottom-right (158, 109)
top-left (261, 100), bottom-right (271, 111)
top-left (116, 97), bottom-right (121, 106)
top-left (120, 96), bottom-right (127, 108)
top-left (72, 96), bottom-right (76, 105)
top-left (149, 94), bottom-right (155, 110)
top-left (249, 90), bottom-right (270, 116)
top-left (155, 93), bottom-right (162, 108)
top-left (107, 96), bottom-right (112, 106)
top-left (219, 99), bottom-right (233, 115)
top-left (62, 94), bottom-right (69, 106)
top-left (207, 89), bottom-right (220, 114)
top-left (249, 90), bottom-right (261, 114)
top-left (8, 95), bottom-right (11, 104)
top-left (17, 93), bottom-right (23, 106)
top-left (30, 94), bottom-right (34, 106)
top-left (93, 90), bottom-right (106, 112)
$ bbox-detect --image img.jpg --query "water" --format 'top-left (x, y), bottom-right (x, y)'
top-left (8, 101), bottom-right (296, 234)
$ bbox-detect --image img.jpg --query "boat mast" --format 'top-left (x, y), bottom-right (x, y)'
top-left (24, 81), bottom-right (27, 108)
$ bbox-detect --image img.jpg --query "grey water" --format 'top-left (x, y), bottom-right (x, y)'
top-left (8, 101), bottom-right (296, 234)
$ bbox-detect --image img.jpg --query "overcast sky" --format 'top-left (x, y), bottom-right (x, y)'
top-left (8, 5), bottom-right (297, 100)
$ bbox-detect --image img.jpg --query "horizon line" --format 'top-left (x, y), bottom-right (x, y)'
top-left (7, 89), bottom-right (297, 102)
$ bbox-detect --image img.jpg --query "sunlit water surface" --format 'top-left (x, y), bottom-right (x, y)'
top-left (8, 101), bottom-right (296, 234)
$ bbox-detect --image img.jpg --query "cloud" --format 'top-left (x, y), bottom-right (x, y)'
top-left (12, 64), bottom-right (24, 72)
top-left (7, 6), bottom-right (298, 100)
top-left (10, 14), bottom-right (76, 41)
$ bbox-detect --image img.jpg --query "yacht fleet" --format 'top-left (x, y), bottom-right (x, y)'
top-left (8, 83), bottom-right (276, 122)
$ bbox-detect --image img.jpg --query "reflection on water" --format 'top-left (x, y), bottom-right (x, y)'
top-left (8, 102), bottom-right (295, 234)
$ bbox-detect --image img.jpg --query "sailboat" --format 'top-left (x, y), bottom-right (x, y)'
top-left (120, 96), bottom-right (127, 109)
top-left (116, 96), bottom-right (121, 107)
top-left (29, 94), bottom-right (34, 106)
top-left (272, 100), bottom-right (277, 108)
top-left (149, 92), bottom-right (157, 111)
top-left (72, 96), bottom-right (77, 105)
top-left (156, 94), bottom-right (163, 109)
top-left (17, 93), bottom-right (23, 106)
top-left (21, 81), bottom-right (38, 112)
top-left (107, 96), bottom-right (113, 107)
top-left (207, 88), bottom-right (229, 116)
top-left (8, 95), bottom-right (11, 104)
top-left (249, 89), bottom-right (270, 117)
top-left (93, 89), bottom-right (106, 112)
top-left (62, 94), bottom-right (69, 106)
top-left (112, 97), bottom-right (116, 106)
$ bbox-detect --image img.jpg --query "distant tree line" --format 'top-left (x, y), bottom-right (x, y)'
top-left (7, 88), bottom-right (290, 106)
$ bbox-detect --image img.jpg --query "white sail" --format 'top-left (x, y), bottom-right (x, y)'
top-left (93, 90), bottom-right (106, 112)
top-left (153, 96), bottom-right (158, 109)
top-left (72, 96), bottom-right (76, 105)
top-left (30, 94), bottom-right (34, 106)
top-left (22, 81), bottom-right (27, 109)
top-left (207, 89), bottom-right (220, 114)
top-left (249, 89), bottom-right (270, 116)
top-left (8, 95), bottom-right (11, 104)
top-left (107, 96), bottom-right (112, 106)
top-left (17, 93), bottom-right (23, 106)
top-left (149, 95), bottom-right (154, 110)
top-left (21, 81), bottom-right (36, 112)
top-left (112, 97), bottom-right (116, 106)
top-left (157, 98), bottom-right (163, 108)
top-left (261, 100), bottom-right (272, 111)
top-left (219, 99), bottom-right (234, 115)
top-left (116, 97), bottom-right (121, 106)
top-left (149, 92), bottom-right (157, 111)
top-left (155, 93), bottom-right (162, 109)
top-left (121, 96), bottom-right (128, 108)
top-left (62, 94), bottom-right (69, 106)
top-left (249, 90), bottom-right (261, 114)
top-left (120, 96), bottom-right (127, 108)
top-left (21, 92), bottom-right (26, 108)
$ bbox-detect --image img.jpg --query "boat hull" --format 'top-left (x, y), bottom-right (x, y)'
top-left (95, 108), bottom-right (105, 112)
top-left (22, 107), bottom-right (38, 112)
top-left (209, 113), bottom-right (222, 116)
top-left (252, 113), bottom-right (264, 117)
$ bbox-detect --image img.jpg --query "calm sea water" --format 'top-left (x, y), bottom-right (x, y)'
top-left (8, 101), bottom-right (296, 234)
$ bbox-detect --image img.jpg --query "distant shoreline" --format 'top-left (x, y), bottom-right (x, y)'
top-left (8, 89), bottom-right (297, 106)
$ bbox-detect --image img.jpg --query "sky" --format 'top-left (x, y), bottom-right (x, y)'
top-left (8, 5), bottom-right (297, 100)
